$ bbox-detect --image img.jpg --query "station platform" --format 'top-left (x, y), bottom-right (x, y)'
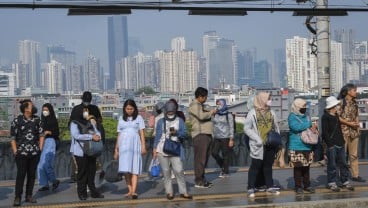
top-left (1, 163), bottom-right (368, 207)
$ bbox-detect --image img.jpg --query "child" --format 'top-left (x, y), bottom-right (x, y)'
top-left (321, 96), bottom-right (354, 192)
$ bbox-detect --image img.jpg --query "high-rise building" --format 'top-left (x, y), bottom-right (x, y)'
top-left (42, 60), bottom-right (63, 94)
top-left (18, 40), bottom-right (41, 88)
top-left (70, 65), bottom-right (83, 93)
top-left (47, 45), bottom-right (77, 92)
top-left (330, 41), bottom-right (343, 94)
top-left (84, 55), bottom-right (101, 91)
top-left (237, 50), bottom-right (255, 83)
top-left (128, 36), bottom-right (143, 56)
top-left (108, 15), bottom-right (129, 90)
top-left (208, 38), bottom-right (237, 89)
top-left (12, 62), bottom-right (27, 91)
top-left (0, 71), bottom-right (15, 96)
top-left (203, 31), bottom-right (220, 88)
top-left (273, 48), bottom-right (287, 88)
top-left (171, 37), bottom-right (186, 51)
top-left (156, 38), bottom-right (199, 93)
top-left (286, 36), bottom-right (317, 92)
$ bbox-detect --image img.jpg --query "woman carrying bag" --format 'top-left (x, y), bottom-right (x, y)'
top-left (153, 101), bottom-right (192, 200)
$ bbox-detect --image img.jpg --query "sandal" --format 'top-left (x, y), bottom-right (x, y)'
top-left (131, 193), bottom-right (138, 200)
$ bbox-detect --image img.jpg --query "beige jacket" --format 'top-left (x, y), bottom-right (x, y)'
top-left (188, 99), bottom-right (213, 138)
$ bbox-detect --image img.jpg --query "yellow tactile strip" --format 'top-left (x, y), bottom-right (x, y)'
top-left (19, 186), bottom-right (368, 208)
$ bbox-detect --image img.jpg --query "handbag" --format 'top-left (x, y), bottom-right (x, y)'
top-left (300, 128), bottom-right (318, 145)
top-left (104, 160), bottom-right (122, 183)
top-left (162, 118), bottom-right (181, 156)
top-left (77, 140), bottom-right (104, 157)
top-left (295, 116), bottom-right (319, 145)
top-left (150, 158), bottom-right (161, 177)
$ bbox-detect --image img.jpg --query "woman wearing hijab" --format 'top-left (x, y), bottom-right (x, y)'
top-left (211, 99), bottom-right (234, 178)
top-left (288, 98), bottom-right (316, 194)
top-left (153, 101), bottom-right (192, 200)
top-left (37, 103), bottom-right (60, 192)
top-left (244, 92), bottom-right (280, 198)
top-left (70, 106), bottom-right (104, 200)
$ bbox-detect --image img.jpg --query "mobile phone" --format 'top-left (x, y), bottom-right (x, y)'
top-left (169, 127), bottom-right (175, 132)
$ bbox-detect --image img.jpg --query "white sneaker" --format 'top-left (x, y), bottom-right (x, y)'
top-left (247, 189), bottom-right (255, 198)
top-left (266, 188), bottom-right (280, 195)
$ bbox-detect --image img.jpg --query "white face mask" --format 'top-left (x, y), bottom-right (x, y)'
top-left (266, 100), bottom-right (272, 106)
top-left (83, 111), bottom-right (89, 119)
top-left (42, 111), bottom-right (50, 117)
top-left (167, 115), bottom-right (175, 119)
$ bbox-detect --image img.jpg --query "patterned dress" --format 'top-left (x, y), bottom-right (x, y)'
top-left (117, 115), bottom-right (145, 175)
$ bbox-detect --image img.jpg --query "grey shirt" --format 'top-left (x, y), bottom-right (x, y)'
top-left (212, 113), bottom-right (234, 139)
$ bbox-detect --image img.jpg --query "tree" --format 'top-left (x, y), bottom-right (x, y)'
top-left (135, 86), bottom-right (156, 95)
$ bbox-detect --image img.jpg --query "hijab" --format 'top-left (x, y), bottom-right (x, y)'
top-left (291, 98), bottom-right (307, 115)
top-left (41, 103), bottom-right (58, 130)
top-left (216, 99), bottom-right (228, 115)
top-left (253, 92), bottom-right (270, 113)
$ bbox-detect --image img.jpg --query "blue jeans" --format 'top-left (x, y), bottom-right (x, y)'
top-left (37, 138), bottom-right (57, 186)
top-left (326, 145), bottom-right (350, 185)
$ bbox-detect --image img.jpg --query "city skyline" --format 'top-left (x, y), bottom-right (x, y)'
top-left (1, 8), bottom-right (368, 71)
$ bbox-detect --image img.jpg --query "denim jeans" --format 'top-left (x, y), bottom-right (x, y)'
top-left (326, 145), bottom-right (350, 185)
top-left (37, 138), bottom-right (57, 186)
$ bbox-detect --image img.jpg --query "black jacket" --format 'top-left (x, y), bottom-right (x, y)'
top-left (321, 111), bottom-right (344, 148)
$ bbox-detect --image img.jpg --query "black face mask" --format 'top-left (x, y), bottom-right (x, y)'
top-left (299, 108), bottom-right (307, 114)
top-left (32, 106), bottom-right (38, 115)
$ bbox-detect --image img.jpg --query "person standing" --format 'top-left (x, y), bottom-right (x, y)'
top-left (10, 100), bottom-right (44, 206)
top-left (70, 106), bottom-right (104, 200)
top-left (188, 87), bottom-right (217, 188)
top-left (338, 83), bottom-right (365, 182)
top-left (244, 92), bottom-right (280, 198)
top-left (288, 98), bottom-right (316, 194)
top-left (169, 98), bottom-right (186, 122)
top-left (114, 99), bottom-right (147, 199)
top-left (322, 96), bottom-right (355, 192)
top-left (153, 101), bottom-right (192, 200)
top-left (69, 91), bottom-right (104, 182)
top-left (211, 99), bottom-right (234, 178)
top-left (37, 103), bottom-right (60, 192)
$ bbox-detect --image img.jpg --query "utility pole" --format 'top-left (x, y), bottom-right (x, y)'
top-left (316, 0), bottom-right (331, 116)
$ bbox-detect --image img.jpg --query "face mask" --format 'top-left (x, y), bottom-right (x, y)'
top-left (266, 100), bottom-right (272, 106)
top-left (32, 106), bottom-right (38, 114)
top-left (299, 108), bottom-right (307, 114)
top-left (42, 111), bottom-right (50, 117)
top-left (83, 111), bottom-right (89, 119)
top-left (167, 115), bottom-right (175, 119)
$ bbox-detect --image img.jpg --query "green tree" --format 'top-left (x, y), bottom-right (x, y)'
top-left (136, 86), bottom-right (156, 95)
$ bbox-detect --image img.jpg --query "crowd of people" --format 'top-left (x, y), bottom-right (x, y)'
top-left (8, 83), bottom-right (367, 206)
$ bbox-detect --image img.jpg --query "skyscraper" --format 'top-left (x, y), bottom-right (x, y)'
top-left (203, 31), bottom-right (220, 88)
top-left (108, 15), bottom-right (129, 90)
top-left (0, 71), bottom-right (15, 96)
top-left (330, 41), bottom-right (343, 94)
top-left (273, 48), bottom-right (287, 88)
top-left (171, 37), bottom-right (186, 51)
top-left (18, 40), bottom-right (41, 88)
top-left (84, 55), bottom-right (101, 91)
top-left (286, 36), bottom-right (317, 92)
top-left (42, 60), bottom-right (63, 94)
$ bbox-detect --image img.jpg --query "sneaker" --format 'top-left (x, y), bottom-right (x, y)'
top-left (38, 186), bottom-right (50, 191)
top-left (341, 182), bottom-right (355, 191)
top-left (13, 197), bottom-right (21, 207)
top-left (266, 188), bottom-right (280, 195)
top-left (247, 189), bottom-right (255, 198)
top-left (295, 187), bottom-right (303, 194)
top-left (194, 182), bottom-right (211, 189)
top-left (304, 187), bottom-right (315, 193)
top-left (52, 180), bottom-right (60, 191)
top-left (328, 184), bottom-right (340, 192)
top-left (219, 172), bottom-right (229, 178)
top-left (255, 185), bottom-right (267, 192)
top-left (352, 176), bottom-right (366, 182)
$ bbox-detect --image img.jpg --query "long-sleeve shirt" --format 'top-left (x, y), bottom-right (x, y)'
top-left (322, 111), bottom-right (344, 148)
top-left (69, 121), bottom-right (101, 157)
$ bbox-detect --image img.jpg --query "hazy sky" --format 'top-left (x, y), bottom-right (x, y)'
top-left (1, 1), bottom-right (368, 71)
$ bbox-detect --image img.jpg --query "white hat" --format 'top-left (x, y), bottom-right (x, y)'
top-left (325, 96), bottom-right (340, 109)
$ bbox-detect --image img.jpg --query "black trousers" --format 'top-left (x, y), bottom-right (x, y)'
top-left (15, 155), bottom-right (40, 198)
top-left (75, 155), bottom-right (98, 197)
top-left (294, 166), bottom-right (310, 189)
top-left (248, 147), bottom-right (276, 189)
top-left (211, 138), bottom-right (231, 174)
top-left (193, 134), bottom-right (212, 185)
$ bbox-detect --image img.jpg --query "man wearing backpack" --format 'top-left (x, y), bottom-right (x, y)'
top-left (10, 99), bottom-right (44, 206)
top-left (211, 99), bottom-right (234, 178)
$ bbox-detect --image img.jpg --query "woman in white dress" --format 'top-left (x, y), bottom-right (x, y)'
top-left (114, 99), bottom-right (146, 199)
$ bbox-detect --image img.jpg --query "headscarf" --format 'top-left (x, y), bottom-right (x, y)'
top-left (253, 92), bottom-right (270, 113)
top-left (291, 98), bottom-right (307, 115)
top-left (164, 101), bottom-right (177, 121)
top-left (216, 99), bottom-right (228, 115)
top-left (41, 103), bottom-right (58, 130)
